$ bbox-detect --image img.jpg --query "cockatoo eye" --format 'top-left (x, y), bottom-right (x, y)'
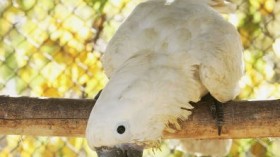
top-left (117, 125), bottom-right (126, 134)
top-left (115, 121), bottom-right (130, 138)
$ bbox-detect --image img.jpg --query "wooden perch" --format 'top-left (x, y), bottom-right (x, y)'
top-left (0, 95), bottom-right (280, 139)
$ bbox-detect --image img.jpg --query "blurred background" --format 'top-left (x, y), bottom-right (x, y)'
top-left (0, 0), bottom-right (280, 156)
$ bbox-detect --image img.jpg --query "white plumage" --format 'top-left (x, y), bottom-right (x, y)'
top-left (86, 0), bottom-right (243, 156)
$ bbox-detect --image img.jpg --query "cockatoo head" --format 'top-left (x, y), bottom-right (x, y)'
top-left (86, 53), bottom-right (197, 149)
top-left (86, 82), bottom-right (170, 149)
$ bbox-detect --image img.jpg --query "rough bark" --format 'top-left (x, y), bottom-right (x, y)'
top-left (0, 96), bottom-right (279, 139)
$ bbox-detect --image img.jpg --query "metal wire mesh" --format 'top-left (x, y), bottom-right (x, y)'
top-left (0, 0), bottom-right (280, 156)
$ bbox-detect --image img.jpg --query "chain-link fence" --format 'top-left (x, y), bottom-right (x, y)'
top-left (0, 0), bottom-right (280, 156)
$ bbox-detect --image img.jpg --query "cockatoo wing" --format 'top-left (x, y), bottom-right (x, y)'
top-left (103, 0), bottom-right (243, 102)
top-left (189, 23), bottom-right (244, 102)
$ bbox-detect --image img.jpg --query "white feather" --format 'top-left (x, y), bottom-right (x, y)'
top-left (86, 0), bottom-right (243, 155)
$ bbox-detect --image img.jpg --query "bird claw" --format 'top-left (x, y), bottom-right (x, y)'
top-left (210, 103), bottom-right (217, 119)
top-left (203, 94), bottom-right (224, 136)
top-left (215, 102), bottom-right (224, 136)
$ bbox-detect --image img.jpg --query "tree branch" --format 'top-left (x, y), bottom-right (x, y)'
top-left (0, 96), bottom-right (279, 139)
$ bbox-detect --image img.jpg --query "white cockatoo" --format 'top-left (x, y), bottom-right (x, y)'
top-left (86, 0), bottom-right (243, 156)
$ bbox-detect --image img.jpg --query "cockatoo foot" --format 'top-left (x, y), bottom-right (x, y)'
top-left (202, 94), bottom-right (224, 136)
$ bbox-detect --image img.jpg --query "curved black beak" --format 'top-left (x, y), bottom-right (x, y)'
top-left (95, 144), bottom-right (143, 157)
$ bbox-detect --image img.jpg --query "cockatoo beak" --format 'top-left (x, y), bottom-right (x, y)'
top-left (95, 144), bottom-right (143, 157)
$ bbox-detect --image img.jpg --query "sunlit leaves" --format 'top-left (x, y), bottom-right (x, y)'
top-left (2, 5), bottom-right (25, 24)
top-left (273, 38), bottom-right (280, 58)
top-left (249, 0), bottom-right (275, 15)
top-left (0, 0), bottom-right (114, 155)
top-left (236, 0), bottom-right (280, 102)
top-left (0, 18), bottom-right (12, 36)
top-left (0, 0), bottom-right (110, 99)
